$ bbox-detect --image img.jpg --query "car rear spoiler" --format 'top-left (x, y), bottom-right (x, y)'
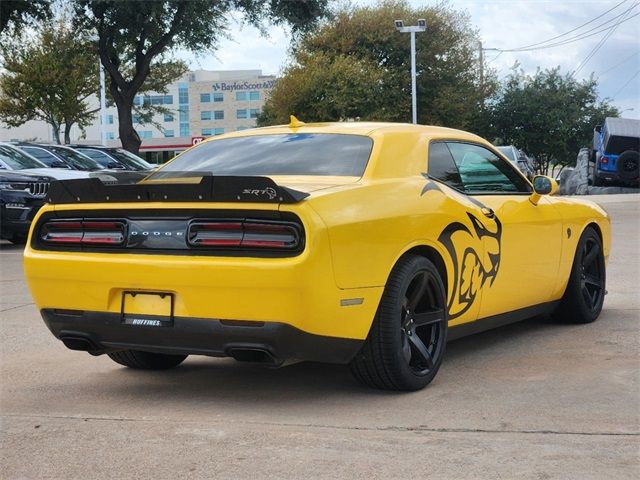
top-left (45, 175), bottom-right (310, 205)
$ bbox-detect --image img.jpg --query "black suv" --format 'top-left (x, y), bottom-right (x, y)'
top-left (0, 170), bottom-right (52, 244)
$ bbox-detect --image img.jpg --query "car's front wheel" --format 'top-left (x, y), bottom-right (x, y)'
top-left (553, 226), bottom-right (606, 323)
top-left (108, 350), bottom-right (188, 369)
top-left (350, 255), bottom-right (448, 391)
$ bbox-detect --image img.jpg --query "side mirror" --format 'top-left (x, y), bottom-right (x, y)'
top-left (530, 175), bottom-right (558, 205)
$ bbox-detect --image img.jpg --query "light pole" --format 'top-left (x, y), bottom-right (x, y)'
top-left (395, 19), bottom-right (426, 124)
top-left (99, 61), bottom-right (107, 146)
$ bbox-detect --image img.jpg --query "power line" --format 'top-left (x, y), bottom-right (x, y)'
top-left (501, 0), bottom-right (629, 51)
top-left (598, 51), bottom-right (640, 76)
top-left (572, 3), bottom-right (636, 76)
top-left (496, 3), bottom-right (639, 52)
top-left (612, 69), bottom-right (640, 98)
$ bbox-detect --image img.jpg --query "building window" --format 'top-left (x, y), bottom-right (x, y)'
top-left (164, 129), bottom-right (174, 138)
top-left (201, 128), bottom-right (213, 136)
top-left (214, 128), bottom-right (224, 135)
top-left (250, 108), bottom-right (260, 119)
top-left (107, 114), bottom-right (114, 125)
top-left (178, 83), bottom-right (189, 104)
top-left (201, 111), bottom-right (212, 120)
top-left (133, 114), bottom-right (141, 124)
top-left (137, 130), bottom-right (152, 139)
top-left (180, 124), bottom-right (189, 137)
top-left (236, 109), bottom-right (248, 119)
top-left (213, 110), bottom-right (224, 120)
top-left (164, 95), bottom-right (173, 104)
top-left (213, 92), bottom-right (223, 102)
top-left (133, 96), bottom-right (142, 106)
top-left (164, 113), bottom-right (174, 122)
top-left (106, 132), bottom-right (115, 140)
top-left (200, 93), bottom-right (211, 103)
top-left (236, 92), bottom-right (247, 101)
top-left (249, 91), bottom-right (260, 101)
top-left (237, 126), bottom-right (249, 131)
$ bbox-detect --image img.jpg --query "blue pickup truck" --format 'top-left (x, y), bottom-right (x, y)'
top-left (590, 117), bottom-right (639, 187)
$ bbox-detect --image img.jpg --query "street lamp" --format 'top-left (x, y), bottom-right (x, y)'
top-left (395, 19), bottom-right (427, 124)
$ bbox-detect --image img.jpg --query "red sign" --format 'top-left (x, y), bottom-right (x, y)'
top-left (191, 136), bottom-right (205, 146)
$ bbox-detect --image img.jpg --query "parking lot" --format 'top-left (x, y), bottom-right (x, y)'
top-left (0, 194), bottom-right (638, 479)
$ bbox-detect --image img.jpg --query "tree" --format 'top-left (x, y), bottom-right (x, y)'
top-left (0, 0), bottom-right (50, 35)
top-left (73, 0), bottom-right (330, 153)
top-left (489, 67), bottom-right (619, 175)
top-left (0, 20), bottom-right (99, 144)
top-left (258, 0), bottom-right (496, 131)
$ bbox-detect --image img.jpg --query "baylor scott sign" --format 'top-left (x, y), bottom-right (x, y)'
top-left (212, 80), bottom-right (276, 92)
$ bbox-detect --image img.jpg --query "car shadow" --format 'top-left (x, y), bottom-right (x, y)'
top-left (97, 314), bottom-right (566, 403)
top-left (0, 241), bottom-right (24, 251)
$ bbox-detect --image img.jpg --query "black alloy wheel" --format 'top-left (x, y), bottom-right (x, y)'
top-left (400, 271), bottom-right (446, 376)
top-left (553, 227), bottom-right (606, 324)
top-left (350, 255), bottom-right (448, 391)
top-left (579, 235), bottom-right (605, 313)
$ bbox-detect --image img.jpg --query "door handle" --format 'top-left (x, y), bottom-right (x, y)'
top-left (481, 207), bottom-right (495, 218)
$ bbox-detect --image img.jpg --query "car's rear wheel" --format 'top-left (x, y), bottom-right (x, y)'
top-left (108, 350), bottom-right (188, 369)
top-left (553, 227), bottom-right (605, 324)
top-left (350, 255), bottom-right (447, 391)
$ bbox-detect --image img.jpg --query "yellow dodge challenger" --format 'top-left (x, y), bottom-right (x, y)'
top-left (23, 120), bottom-right (610, 390)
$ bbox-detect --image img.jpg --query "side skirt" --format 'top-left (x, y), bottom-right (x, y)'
top-left (447, 301), bottom-right (560, 341)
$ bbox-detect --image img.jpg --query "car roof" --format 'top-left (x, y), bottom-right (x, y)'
top-left (217, 121), bottom-right (486, 142)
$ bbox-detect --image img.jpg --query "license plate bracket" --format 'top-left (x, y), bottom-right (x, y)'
top-left (120, 291), bottom-right (174, 327)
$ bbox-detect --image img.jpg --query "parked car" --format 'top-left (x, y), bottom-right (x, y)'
top-left (24, 121), bottom-right (610, 391)
top-left (0, 143), bottom-right (95, 180)
top-left (0, 170), bottom-right (52, 244)
top-left (590, 117), bottom-right (640, 186)
top-left (68, 144), bottom-right (155, 171)
top-left (13, 143), bottom-right (106, 171)
top-left (496, 145), bottom-right (535, 180)
top-left (11, 143), bottom-right (148, 183)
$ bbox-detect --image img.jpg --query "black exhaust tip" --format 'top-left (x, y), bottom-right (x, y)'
top-left (227, 347), bottom-right (280, 365)
top-left (60, 335), bottom-right (99, 352)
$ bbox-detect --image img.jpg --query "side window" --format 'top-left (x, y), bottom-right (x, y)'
top-left (427, 142), bottom-right (464, 190)
top-left (21, 147), bottom-right (58, 166)
top-left (446, 142), bottom-right (531, 194)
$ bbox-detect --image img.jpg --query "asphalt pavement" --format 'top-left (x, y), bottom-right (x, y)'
top-left (1, 194), bottom-right (638, 479)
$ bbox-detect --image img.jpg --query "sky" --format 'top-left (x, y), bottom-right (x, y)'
top-left (182, 0), bottom-right (640, 118)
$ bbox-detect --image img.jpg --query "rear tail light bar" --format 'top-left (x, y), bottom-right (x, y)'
top-left (41, 220), bottom-right (126, 246)
top-left (188, 220), bottom-right (300, 250)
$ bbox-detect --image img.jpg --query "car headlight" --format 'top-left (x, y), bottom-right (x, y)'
top-left (0, 181), bottom-right (29, 191)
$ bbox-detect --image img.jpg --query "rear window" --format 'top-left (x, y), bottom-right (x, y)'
top-left (152, 133), bottom-right (374, 177)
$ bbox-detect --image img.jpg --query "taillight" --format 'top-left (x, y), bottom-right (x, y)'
top-left (188, 220), bottom-right (300, 250)
top-left (41, 220), bottom-right (126, 246)
top-left (601, 156), bottom-right (609, 164)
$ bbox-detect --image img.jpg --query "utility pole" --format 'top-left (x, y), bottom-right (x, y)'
top-left (395, 19), bottom-right (427, 124)
top-left (478, 40), bottom-right (484, 89)
top-left (99, 61), bottom-right (107, 146)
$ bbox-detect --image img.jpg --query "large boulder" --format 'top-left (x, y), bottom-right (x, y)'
top-left (560, 148), bottom-right (590, 195)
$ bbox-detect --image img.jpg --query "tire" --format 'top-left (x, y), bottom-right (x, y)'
top-left (553, 227), bottom-right (606, 324)
top-left (350, 255), bottom-right (448, 391)
top-left (9, 234), bottom-right (27, 245)
top-left (592, 174), bottom-right (603, 187)
top-left (616, 150), bottom-right (639, 183)
top-left (108, 350), bottom-right (188, 369)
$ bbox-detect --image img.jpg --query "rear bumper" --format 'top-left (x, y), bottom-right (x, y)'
top-left (41, 309), bottom-right (363, 364)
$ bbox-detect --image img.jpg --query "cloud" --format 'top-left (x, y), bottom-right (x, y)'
top-left (177, 1), bottom-right (639, 117)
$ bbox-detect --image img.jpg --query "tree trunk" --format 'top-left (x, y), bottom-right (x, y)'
top-left (116, 97), bottom-right (141, 154)
top-left (64, 122), bottom-right (72, 144)
top-left (50, 122), bottom-right (61, 144)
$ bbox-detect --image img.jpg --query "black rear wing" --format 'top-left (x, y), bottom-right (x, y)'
top-left (46, 175), bottom-right (309, 205)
